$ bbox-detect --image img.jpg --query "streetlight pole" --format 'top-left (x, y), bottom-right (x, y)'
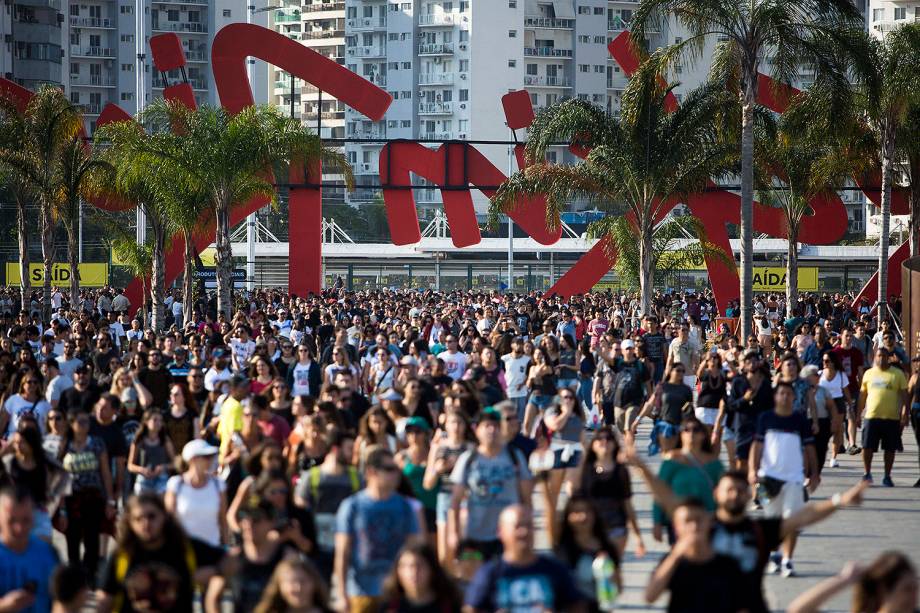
top-left (507, 127), bottom-right (514, 293)
top-left (245, 4), bottom-right (258, 291)
top-left (135, 0), bottom-right (146, 246)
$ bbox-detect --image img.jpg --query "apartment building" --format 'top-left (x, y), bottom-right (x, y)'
top-left (2, 0), bottom-right (67, 91)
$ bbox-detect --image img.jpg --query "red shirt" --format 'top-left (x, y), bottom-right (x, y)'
top-left (257, 414), bottom-right (292, 447)
top-left (831, 346), bottom-right (863, 395)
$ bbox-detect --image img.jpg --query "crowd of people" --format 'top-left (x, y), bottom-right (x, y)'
top-left (0, 284), bottom-right (917, 613)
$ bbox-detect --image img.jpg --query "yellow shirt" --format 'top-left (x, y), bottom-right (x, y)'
top-left (861, 366), bottom-right (907, 421)
top-left (218, 396), bottom-right (245, 461)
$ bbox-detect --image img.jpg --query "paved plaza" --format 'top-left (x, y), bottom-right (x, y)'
top-left (603, 424), bottom-right (920, 612)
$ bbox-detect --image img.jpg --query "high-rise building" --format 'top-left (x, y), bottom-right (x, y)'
top-left (2, 0), bottom-right (67, 91)
top-left (867, 0), bottom-right (919, 40)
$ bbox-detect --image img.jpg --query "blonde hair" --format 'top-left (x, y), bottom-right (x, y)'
top-left (253, 556), bottom-right (329, 613)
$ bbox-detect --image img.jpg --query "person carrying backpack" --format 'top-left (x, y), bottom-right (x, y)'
top-left (448, 407), bottom-right (534, 562)
top-left (293, 429), bottom-right (362, 581)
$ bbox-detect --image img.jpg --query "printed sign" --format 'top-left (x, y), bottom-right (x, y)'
top-left (752, 267), bottom-right (818, 292)
top-left (6, 263), bottom-right (109, 287)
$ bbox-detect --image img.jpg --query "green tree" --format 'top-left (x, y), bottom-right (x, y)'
top-left (58, 136), bottom-right (112, 307)
top-left (632, 0), bottom-right (864, 337)
top-left (100, 216), bottom-right (152, 326)
top-left (490, 59), bottom-right (736, 315)
top-left (841, 24), bottom-right (920, 320)
top-left (897, 94), bottom-right (920, 258)
top-left (756, 84), bottom-right (873, 318)
top-left (100, 100), bottom-right (352, 317)
top-left (0, 86), bottom-right (81, 319)
top-left (599, 215), bottom-right (733, 293)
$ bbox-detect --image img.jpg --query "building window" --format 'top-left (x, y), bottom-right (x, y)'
top-left (894, 7), bottom-right (906, 19)
top-left (459, 89), bottom-right (468, 101)
top-left (578, 6), bottom-right (590, 14)
top-left (120, 34), bottom-right (134, 42)
top-left (70, 92), bottom-right (80, 103)
top-left (460, 1), bottom-right (469, 11)
top-left (872, 8), bottom-right (883, 21)
top-left (509, 30), bottom-right (517, 38)
top-left (388, 62), bottom-right (399, 70)
top-left (120, 5), bottom-right (132, 14)
top-left (388, 33), bottom-right (398, 40)
top-left (509, 0), bottom-right (516, 7)
top-left (401, 120), bottom-right (411, 127)
top-left (508, 59), bottom-right (516, 67)
top-left (526, 63), bottom-right (537, 75)
top-left (223, 9), bottom-right (231, 17)
top-left (401, 90), bottom-right (411, 98)
top-left (593, 7), bottom-right (604, 14)
top-left (578, 35), bottom-right (589, 43)
top-left (70, 4), bottom-right (79, 15)
top-left (120, 92), bottom-right (134, 101)
top-left (459, 59), bottom-right (469, 71)
top-left (402, 62), bottom-right (411, 69)
top-left (121, 63), bottom-right (133, 71)
top-left (594, 36), bottom-right (605, 44)
top-left (578, 64), bottom-right (589, 73)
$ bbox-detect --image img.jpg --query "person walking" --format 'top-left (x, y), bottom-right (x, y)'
top-left (858, 347), bottom-right (909, 486)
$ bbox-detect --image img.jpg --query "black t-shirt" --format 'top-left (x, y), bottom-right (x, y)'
top-left (138, 367), bottom-right (172, 410)
top-left (90, 418), bottom-right (129, 459)
top-left (381, 598), bottom-right (461, 613)
top-left (613, 359), bottom-right (649, 408)
top-left (697, 371), bottom-right (727, 409)
top-left (226, 546), bottom-right (288, 613)
top-left (642, 332), bottom-right (667, 363)
top-left (665, 553), bottom-right (746, 613)
top-left (465, 555), bottom-right (583, 612)
top-left (59, 384), bottom-right (101, 414)
top-left (101, 541), bottom-right (195, 613)
top-left (659, 382), bottom-right (693, 425)
top-left (711, 518), bottom-right (783, 613)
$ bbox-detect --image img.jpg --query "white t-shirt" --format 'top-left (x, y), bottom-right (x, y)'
top-left (818, 370), bottom-right (849, 399)
top-left (171, 300), bottom-right (183, 317)
top-left (204, 367), bottom-right (232, 392)
top-left (230, 338), bottom-right (256, 370)
top-left (291, 361), bottom-right (314, 397)
top-left (166, 475), bottom-right (225, 547)
top-left (3, 394), bottom-right (51, 436)
top-left (440, 350), bottom-right (468, 381)
top-left (502, 354), bottom-right (532, 398)
top-left (45, 374), bottom-right (73, 406)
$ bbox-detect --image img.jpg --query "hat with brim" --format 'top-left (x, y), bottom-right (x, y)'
top-left (182, 439), bottom-right (219, 462)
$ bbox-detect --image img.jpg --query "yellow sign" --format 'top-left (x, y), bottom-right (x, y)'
top-left (6, 263), bottom-right (109, 287)
top-left (752, 267), bottom-right (818, 292)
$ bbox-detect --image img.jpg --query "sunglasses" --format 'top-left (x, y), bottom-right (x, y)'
top-left (682, 426), bottom-right (704, 434)
top-left (376, 464), bottom-right (399, 473)
top-left (48, 414), bottom-right (64, 422)
top-left (560, 394), bottom-right (575, 400)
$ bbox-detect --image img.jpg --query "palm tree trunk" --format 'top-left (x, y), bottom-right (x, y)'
top-left (739, 79), bottom-right (756, 341)
top-left (39, 199), bottom-right (55, 321)
top-left (638, 219), bottom-right (654, 316)
top-left (149, 219), bottom-right (166, 333)
top-left (910, 166), bottom-right (920, 258)
top-left (877, 120), bottom-right (895, 324)
top-left (16, 193), bottom-right (30, 298)
top-left (66, 226), bottom-right (80, 308)
top-left (215, 201), bottom-right (233, 318)
top-left (182, 231), bottom-right (196, 327)
top-left (786, 225), bottom-right (799, 320)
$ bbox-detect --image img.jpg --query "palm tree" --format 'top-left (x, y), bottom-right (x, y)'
top-left (101, 216), bottom-right (152, 326)
top-left (600, 214), bottom-right (732, 293)
top-left (897, 95), bottom-right (920, 258)
top-left (58, 136), bottom-right (112, 307)
top-left (631, 0), bottom-right (864, 338)
top-left (0, 85), bottom-right (81, 319)
top-left (104, 99), bottom-right (352, 318)
top-left (847, 24), bottom-right (920, 321)
top-left (490, 59), bottom-right (736, 315)
top-left (756, 84), bottom-right (873, 318)
top-left (0, 103), bottom-right (35, 298)
top-left (94, 120), bottom-right (178, 333)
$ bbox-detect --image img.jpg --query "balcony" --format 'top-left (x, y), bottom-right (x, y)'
top-left (351, 126), bottom-right (387, 139)
top-left (418, 72), bottom-right (453, 86)
top-left (153, 77), bottom-right (207, 90)
top-left (417, 130), bottom-right (451, 140)
top-left (151, 0), bottom-right (207, 4)
top-left (418, 42), bottom-right (454, 55)
top-left (606, 79), bottom-right (624, 90)
top-left (873, 17), bottom-right (919, 32)
top-left (347, 45), bottom-right (385, 58)
top-left (524, 46), bottom-right (572, 58)
top-left (301, 1), bottom-right (344, 12)
top-left (418, 13), bottom-right (456, 26)
top-left (347, 16), bottom-right (386, 30)
top-left (418, 102), bottom-right (452, 115)
top-left (607, 16), bottom-right (631, 31)
top-left (70, 74), bottom-right (116, 87)
top-left (304, 110), bottom-right (345, 120)
top-left (524, 75), bottom-right (571, 87)
top-left (524, 16), bottom-right (574, 29)
top-left (70, 46), bottom-right (115, 58)
top-left (151, 22), bottom-right (208, 34)
top-left (364, 74), bottom-right (386, 87)
top-left (185, 49), bottom-right (207, 62)
top-left (70, 17), bottom-right (114, 28)
top-left (415, 188), bottom-right (440, 202)
top-left (302, 29), bottom-right (344, 39)
top-left (77, 103), bottom-right (101, 114)
top-left (274, 12), bottom-right (301, 23)
top-left (355, 162), bottom-right (379, 175)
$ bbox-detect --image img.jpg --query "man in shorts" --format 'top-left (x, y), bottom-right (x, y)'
top-left (748, 381), bottom-right (819, 578)
top-left (857, 346), bottom-right (909, 486)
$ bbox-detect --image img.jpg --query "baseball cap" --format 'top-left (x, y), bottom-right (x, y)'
top-left (478, 406), bottom-right (503, 423)
top-left (182, 439), bottom-right (219, 462)
top-left (404, 416), bottom-right (431, 431)
top-left (621, 339), bottom-right (636, 349)
top-left (800, 365), bottom-right (819, 379)
top-left (380, 389), bottom-right (403, 402)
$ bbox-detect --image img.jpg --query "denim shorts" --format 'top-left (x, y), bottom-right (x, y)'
top-left (528, 393), bottom-right (553, 410)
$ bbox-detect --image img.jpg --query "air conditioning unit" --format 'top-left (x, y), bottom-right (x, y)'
top-left (459, 103), bottom-right (466, 109)
top-left (434, 57), bottom-right (442, 63)
top-left (418, 88), bottom-right (425, 96)
top-left (459, 43), bottom-right (467, 50)
top-left (460, 73), bottom-right (467, 79)
top-left (418, 32), bottom-right (425, 38)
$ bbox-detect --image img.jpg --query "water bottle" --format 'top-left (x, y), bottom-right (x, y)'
top-left (592, 552), bottom-right (617, 611)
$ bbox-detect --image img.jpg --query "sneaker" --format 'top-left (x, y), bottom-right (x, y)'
top-left (828, 457), bottom-right (840, 468)
top-left (862, 472), bottom-right (873, 483)
top-left (882, 475), bottom-right (894, 487)
top-left (781, 559), bottom-right (796, 578)
top-left (767, 552), bottom-right (782, 575)
top-left (847, 445), bottom-right (861, 455)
